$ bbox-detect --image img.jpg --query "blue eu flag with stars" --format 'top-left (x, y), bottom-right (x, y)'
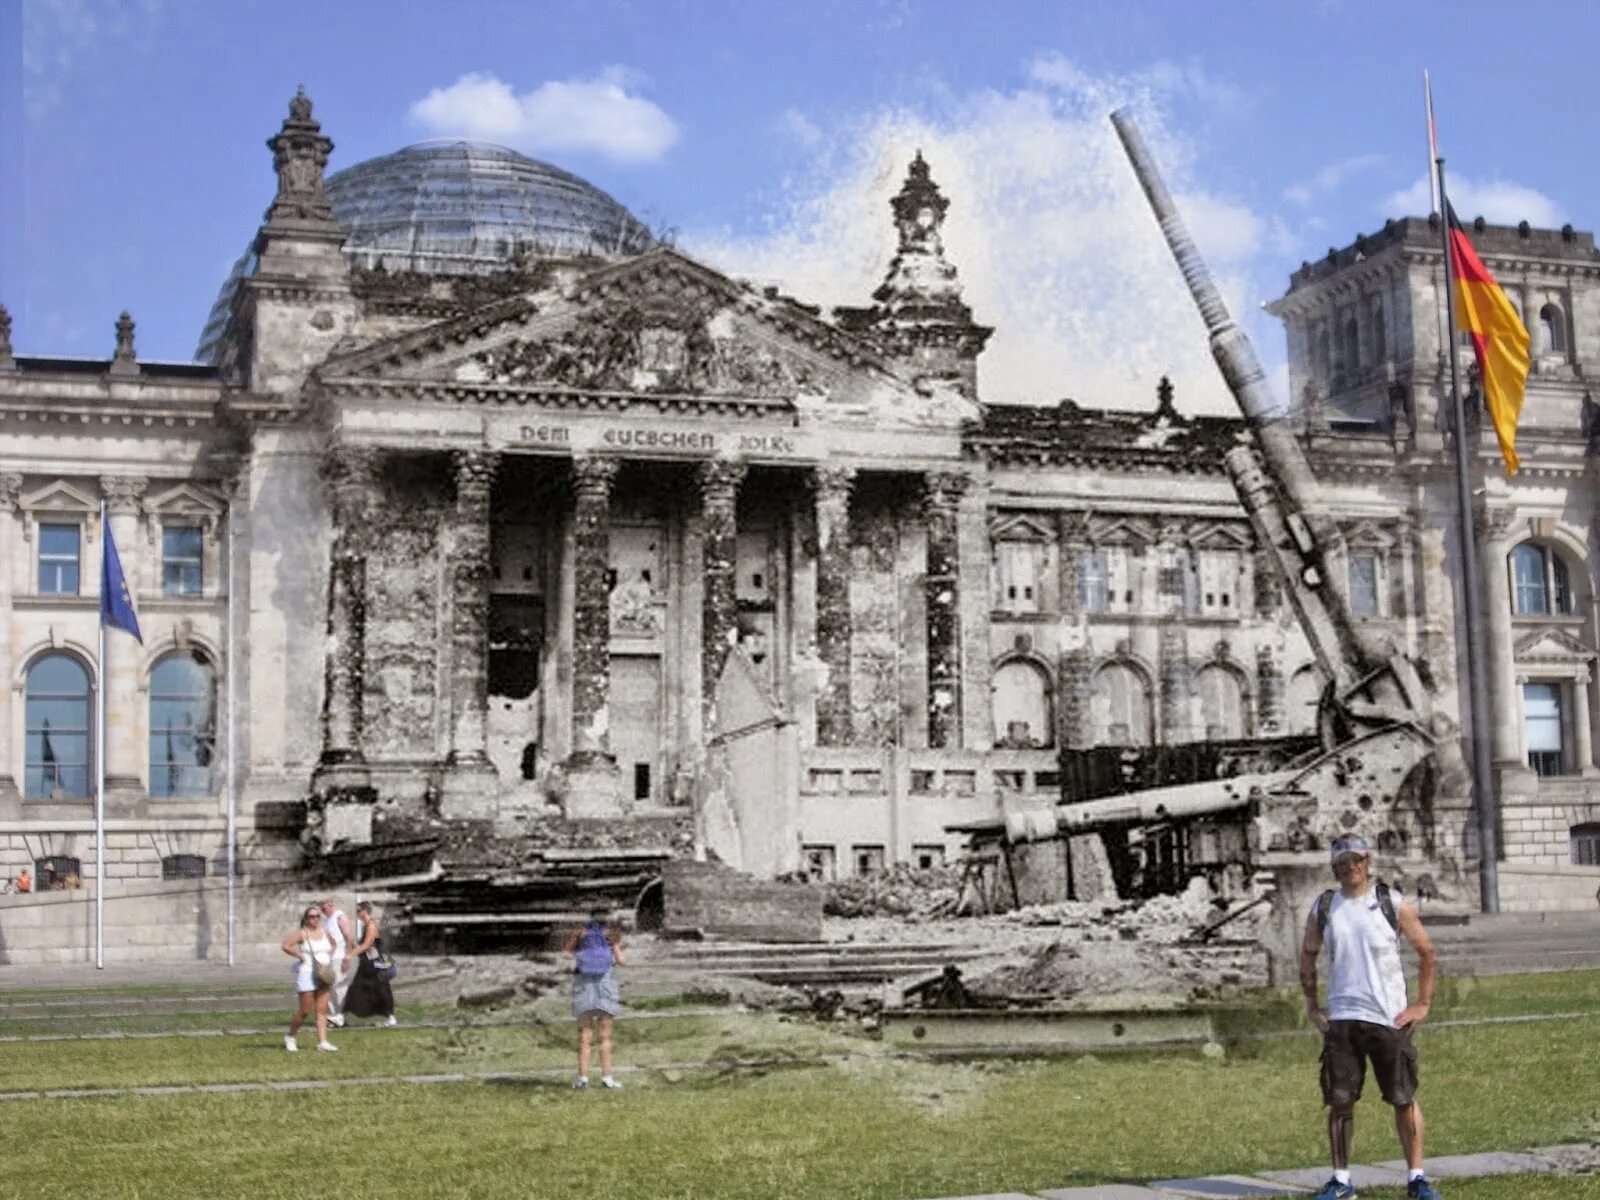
top-left (101, 513), bottom-right (143, 643)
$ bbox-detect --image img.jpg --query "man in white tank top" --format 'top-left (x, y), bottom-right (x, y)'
top-left (320, 897), bottom-right (355, 1026)
top-left (1299, 835), bottom-right (1440, 1200)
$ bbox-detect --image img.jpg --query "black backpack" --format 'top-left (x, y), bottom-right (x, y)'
top-left (1316, 882), bottom-right (1398, 937)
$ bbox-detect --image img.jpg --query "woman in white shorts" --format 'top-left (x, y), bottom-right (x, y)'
top-left (282, 904), bottom-right (338, 1052)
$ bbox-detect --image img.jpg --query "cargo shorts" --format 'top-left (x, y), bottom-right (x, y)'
top-left (1319, 1019), bottom-right (1418, 1107)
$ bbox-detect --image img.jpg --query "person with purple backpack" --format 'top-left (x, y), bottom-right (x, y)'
top-left (561, 906), bottom-right (627, 1090)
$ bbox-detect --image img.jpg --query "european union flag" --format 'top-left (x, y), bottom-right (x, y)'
top-left (101, 517), bottom-right (143, 643)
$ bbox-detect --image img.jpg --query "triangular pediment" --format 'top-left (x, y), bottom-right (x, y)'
top-left (1344, 519), bottom-right (1397, 549)
top-left (145, 482), bottom-right (226, 530)
top-left (989, 513), bottom-right (1057, 543)
top-left (318, 247), bottom-right (974, 426)
top-left (1090, 516), bottom-right (1156, 548)
top-left (1188, 521), bottom-right (1254, 550)
top-left (1513, 626), bottom-right (1596, 663)
top-left (23, 480), bottom-right (98, 514)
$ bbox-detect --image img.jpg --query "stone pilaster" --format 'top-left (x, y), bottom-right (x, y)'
top-left (316, 447), bottom-right (377, 779)
top-left (1057, 511), bottom-right (1091, 750)
top-left (924, 472), bottom-right (965, 748)
top-left (1253, 546), bottom-right (1282, 616)
top-left (812, 465), bottom-right (855, 746)
top-left (440, 449), bottom-right (501, 819)
top-left (1156, 524), bottom-right (1192, 744)
top-left (100, 475), bottom-right (147, 802)
top-left (1255, 642), bottom-right (1284, 736)
top-left (0, 472), bottom-right (21, 803)
top-left (570, 456), bottom-right (619, 755)
top-left (699, 460), bottom-right (747, 725)
top-left (1474, 503), bottom-right (1526, 778)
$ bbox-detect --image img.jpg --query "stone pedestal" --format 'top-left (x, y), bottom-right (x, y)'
top-left (561, 753), bottom-right (623, 819)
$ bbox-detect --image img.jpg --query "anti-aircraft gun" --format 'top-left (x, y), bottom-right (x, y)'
top-left (967, 114), bottom-right (1454, 911)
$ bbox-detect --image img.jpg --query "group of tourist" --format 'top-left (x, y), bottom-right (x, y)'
top-left (281, 896), bottom-right (397, 1052)
top-left (281, 897), bottom-right (625, 1089)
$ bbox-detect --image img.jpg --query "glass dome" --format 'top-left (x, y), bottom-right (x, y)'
top-left (197, 141), bottom-right (655, 360)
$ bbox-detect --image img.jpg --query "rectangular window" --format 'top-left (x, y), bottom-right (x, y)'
top-left (852, 844), bottom-right (886, 877)
top-left (38, 523), bottom-right (81, 595)
top-left (1571, 825), bottom-right (1600, 866)
top-left (848, 769), bottom-right (883, 794)
top-left (1033, 770), bottom-right (1061, 790)
top-left (162, 525), bottom-right (204, 596)
top-left (802, 844), bottom-right (836, 882)
top-left (909, 769), bottom-right (936, 794)
top-left (912, 844), bottom-right (945, 871)
top-left (1348, 552), bottom-right (1380, 617)
top-left (1078, 547), bottom-right (1108, 612)
top-left (1523, 682), bottom-right (1566, 777)
top-left (944, 770), bottom-right (976, 796)
top-left (994, 769), bottom-right (1026, 792)
top-left (993, 542), bottom-right (1042, 613)
top-left (807, 769), bottom-right (843, 794)
top-left (1197, 550), bottom-right (1238, 615)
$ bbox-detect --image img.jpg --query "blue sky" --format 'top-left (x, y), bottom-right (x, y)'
top-left (2, 0), bottom-right (1594, 413)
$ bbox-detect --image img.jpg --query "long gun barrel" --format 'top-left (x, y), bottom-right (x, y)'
top-left (1109, 108), bottom-right (1409, 701)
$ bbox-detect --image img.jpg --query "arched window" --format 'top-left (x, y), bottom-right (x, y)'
top-left (1197, 665), bottom-right (1247, 741)
top-left (149, 652), bottom-right (216, 797)
top-left (25, 654), bottom-right (92, 800)
top-left (1286, 665), bottom-right (1325, 737)
top-left (1509, 543), bottom-right (1574, 616)
top-left (1539, 303), bottom-right (1565, 355)
top-left (1369, 302), bottom-right (1385, 362)
top-left (1091, 662), bottom-right (1151, 747)
top-left (992, 659), bottom-right (1053, 748)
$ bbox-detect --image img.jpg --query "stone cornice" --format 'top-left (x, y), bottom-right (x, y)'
top-left (317, 374), bottom-right (796, 419)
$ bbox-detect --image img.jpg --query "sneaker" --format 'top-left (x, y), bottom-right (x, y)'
top-left (600, 1076), bottom-right (621, 1089)
top-left (572, 1077), bottom-right (588, 1090)
top-left (1313, 1180), bottom-right (1355, 1200)
top-left (283, 1035), bottom-right (298, 1053)
top-left (383, 1015), bottom-right (398, 1027)
top-left (1407, 1177), bottom-right (1440, 1200)
top-left (316, 1040), bottom-right (338, 1052)
top-left (327, 1013), bottom-right (345, 1028)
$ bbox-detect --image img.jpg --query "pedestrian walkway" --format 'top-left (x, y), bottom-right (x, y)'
top-left (927, 1142), bottom-right (1599, 1199)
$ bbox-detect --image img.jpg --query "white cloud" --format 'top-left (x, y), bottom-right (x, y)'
top-left (683, 62), bottom-right (1282, 416)
top-left (1382, 173), bottom-right (1565, 228)
top-left (1284, 153), bottom-right (1385, 206)
top-left (409, 68), bottom-right (679, 164)
top-left (779, 108), bottom-right (823, 148)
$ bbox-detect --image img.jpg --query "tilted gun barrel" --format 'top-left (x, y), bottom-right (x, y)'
top-left (1109, 109), bottom-right (1430, 731)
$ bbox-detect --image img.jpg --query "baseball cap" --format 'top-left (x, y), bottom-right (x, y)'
top-left (1329, 834), bottom-right (1371, 862)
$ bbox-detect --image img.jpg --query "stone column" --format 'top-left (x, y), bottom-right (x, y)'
top-left (440, 449), bottom-right (501, 819)
top-left (812, 465), bottom-right (855, 746)
top-left (1256, 642), bottom-right (1284, 736)
top-left (1573, 670), bottom-right (1595, 774)
top-left (0, 472), bottom-right (20, 804)
top-left (923, 472), bottom-right (966, 748)
top-left (699, 460), bottom-right (747, 726)
top-left (1475, 504), bottom-right (1525, 773)
top-left (99, 475), bottom-right (147, 803)
top-left (1057, 512), bottom-right (1091, 749)
top-left (1156, 524), bottom-right (1193, 744)
top-left (564, 455), bottom-right (623, 817)
top-left (316, 447), bottom-right (377, 782)
top-left (570, 455), bottom-right (619, 755)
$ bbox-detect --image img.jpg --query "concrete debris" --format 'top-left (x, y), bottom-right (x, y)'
top-left (821, 865), bottom-right (961, 919)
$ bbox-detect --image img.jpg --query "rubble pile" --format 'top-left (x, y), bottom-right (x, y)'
top-left (963, 936), bottom-right (1268, 1004)
top-left (821, 864), bottom-right (961, 919)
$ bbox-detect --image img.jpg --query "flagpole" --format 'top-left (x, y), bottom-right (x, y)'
top-left (96, 500), bottom-right (107, 969)
top-left (1436, 160), bottom-right (1501, 914)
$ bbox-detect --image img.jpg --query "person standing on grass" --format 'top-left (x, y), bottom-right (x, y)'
top-left (563, 906), bottom-right (626, 1090)
top-left (320, 896), bottom-right (355, 1028)
top-left (283, 905), bottom-right (339, 1052)
top-left (1299, 834), bottom-right (1440, 1200)
top-left (342, 899), bottom-right (397, 1026)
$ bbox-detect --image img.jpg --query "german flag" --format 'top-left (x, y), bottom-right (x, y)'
top-left (1448, 204), bottom-right (1530, 474)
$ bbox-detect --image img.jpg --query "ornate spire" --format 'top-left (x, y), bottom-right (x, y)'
top-left (264, 86), bottom-right (337, 227)
top-left (109, 311), bottom-right (138, 376)
top-left (861, 152), bottom-right (991, 398)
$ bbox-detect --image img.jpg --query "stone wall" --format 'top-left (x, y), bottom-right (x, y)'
top-left (1499, 796), bottom-right (1600, 868)
top-left (1498, 862), bottom-right (1600, 912)
top-left (661, 859), bottom-right (823, 942)
top-left (0, 877), bottom-right (311, 967)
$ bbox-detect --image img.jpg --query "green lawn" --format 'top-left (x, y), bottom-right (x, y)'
top-left (1, 972), bottom-right (1596, 1199)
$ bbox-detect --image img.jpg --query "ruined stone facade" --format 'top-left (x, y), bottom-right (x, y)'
top-left (1, 96), bottom-right (1598, 910)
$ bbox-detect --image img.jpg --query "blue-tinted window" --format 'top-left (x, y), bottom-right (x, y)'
top-left (24, 654), bottom-right (91, 799)
top-left (162, 526), bottom-right (203, 596)
top-left (38, 523), bottom-right (80, 595)
top-left (148, 654), bottom-right (215, 798)
top-left (1511, 544), bottom-right (1548, 615)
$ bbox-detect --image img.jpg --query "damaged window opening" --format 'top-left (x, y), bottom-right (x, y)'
top-left (489, 596), bottom-right (543, 700)
top-left (634, 762), bottom-right (650, 801)
top-left (520, 743), bottom-right (537, 781)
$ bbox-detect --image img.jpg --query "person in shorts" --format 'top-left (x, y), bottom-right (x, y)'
top-left (1299, 834), bottom-right (1440, 1200)
top-left (562, 907), bottom-right (626, 1090)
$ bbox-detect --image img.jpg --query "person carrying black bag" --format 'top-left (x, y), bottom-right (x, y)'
top-left (342, 899), bottom-right (398, 1026)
